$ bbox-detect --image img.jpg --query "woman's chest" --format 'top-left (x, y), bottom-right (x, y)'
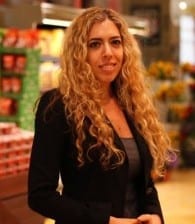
top-left (103, 100), bottom-right (133, 138)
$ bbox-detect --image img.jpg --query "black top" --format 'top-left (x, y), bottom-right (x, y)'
top-left (120, 138), bottom-right (141, 218)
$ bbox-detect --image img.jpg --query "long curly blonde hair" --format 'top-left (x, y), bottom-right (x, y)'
top-left (59, 7), bottom-right (173, 176)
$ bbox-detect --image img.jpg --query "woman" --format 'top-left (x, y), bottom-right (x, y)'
top-left (28, 6), bottom-right (174, 224)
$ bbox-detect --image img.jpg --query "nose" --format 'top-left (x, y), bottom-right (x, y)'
top-left (102, 43), bottom-right (113, 57)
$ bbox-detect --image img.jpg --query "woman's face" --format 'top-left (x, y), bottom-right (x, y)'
top-left (87, 19), bottom-right (123, 87)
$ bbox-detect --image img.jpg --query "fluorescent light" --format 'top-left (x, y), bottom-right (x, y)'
top-left (42, 18), bottom-right (72, 27)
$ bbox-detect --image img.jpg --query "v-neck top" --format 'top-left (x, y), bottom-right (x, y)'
top-left (120, 137), bottom-right (141, 218)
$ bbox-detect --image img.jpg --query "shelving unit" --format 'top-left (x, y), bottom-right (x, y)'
top-left (0, 47), bottom-right (40, 131)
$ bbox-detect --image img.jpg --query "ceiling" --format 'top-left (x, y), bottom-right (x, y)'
top-left (170, 0), bottom-right (195, 25)
top-left (0, 2), bottom-right (150, 37)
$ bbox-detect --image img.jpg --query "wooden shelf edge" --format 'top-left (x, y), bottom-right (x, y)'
top-left (0, 171), bottom-right (28, 200)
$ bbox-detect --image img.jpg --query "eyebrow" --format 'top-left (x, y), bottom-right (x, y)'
top-left (88, 36), bottom-right (121, 41)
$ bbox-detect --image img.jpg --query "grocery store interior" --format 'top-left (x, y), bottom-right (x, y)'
top-left (0, 0), bottom-right (195, 224)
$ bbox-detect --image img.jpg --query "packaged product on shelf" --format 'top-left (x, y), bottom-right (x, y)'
top-left (1, 77), bottom-right (12, 92)
top-left (15, 29), bottom-right (36, 48)
top-left (0, 122), bottom-right (34, 178)
top-left (0, 122), bottom-right (17, 135)
top-left (0, 97), bottom-right (17, 115)
top-left (14, 55), bottom-right (26, 73)
top-left (11, 77), bottom-right (22, 93)
top-left (38, 29), bottom-right (64, 57)
top-left (39, 61), bottom-right (60, 92)
top-left (1, 77), bottom-right (22, 93)
top-left (2, 54), bottom-right (15, 71)
top-left (1, 53), bottom-right (26, 74)
top-left (2, 28), bottom-right (18, 47)
top-left (2, 28), bottom-right (39, 49)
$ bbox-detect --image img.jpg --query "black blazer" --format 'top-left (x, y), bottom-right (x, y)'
top-left (28, 89), bottom-right (164, 224)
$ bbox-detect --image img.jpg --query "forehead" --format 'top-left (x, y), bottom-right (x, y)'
top-left (88, 19), bottom-right (120, 38)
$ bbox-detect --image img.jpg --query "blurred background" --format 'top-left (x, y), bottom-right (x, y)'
top-left (0, 1), bottom-right (195, 224)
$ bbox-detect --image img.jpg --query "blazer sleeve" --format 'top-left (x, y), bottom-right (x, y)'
top-left (143, 175), bottom-right (164, 224)
top-left (28, 89), bottom-right (111, 224)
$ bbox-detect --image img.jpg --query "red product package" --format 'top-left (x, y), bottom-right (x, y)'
top-left (14, 55), bottom-right (26, 73)
top-left (2, 28), bottom-right (18, 47)
top-left (11, 77), bottom-right (22, 93)
top-left (0, 97), bottom-right (17, 115)
top-left (1, 77), bottom-right (11, 92)
top-left (2, 54), bottom-right (15, 71)
top-left (15, 29), bottom-right (39, 48)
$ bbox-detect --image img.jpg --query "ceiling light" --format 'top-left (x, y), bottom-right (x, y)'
top-left (179, 1), bottom-right (187, 10)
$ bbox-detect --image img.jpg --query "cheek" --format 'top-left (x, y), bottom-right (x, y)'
top-left (86, 53), bottom-right (90, 64)
top-left (86, 52), bottom-right (93, 66)
top-left (87, 52), bottom-right (98, 67)
top-left (119, 49), bottom-right (124, 60)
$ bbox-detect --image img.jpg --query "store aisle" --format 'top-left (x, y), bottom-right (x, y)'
top-left (156, 168), bottom-right (195, 224)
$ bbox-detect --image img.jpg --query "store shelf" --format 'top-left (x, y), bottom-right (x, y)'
top-left (41, 55), bottom-right (59, 63)
top-left (0, 115), bottom-right (18, 122)
top-left (0, 71), bottom-right (25, 76)
top-left (0, 92), bottom-right (21, 99)
top-left (0, 47), bottom-right (35, 55)
top-left (0, 47), bottom-right (40, 130)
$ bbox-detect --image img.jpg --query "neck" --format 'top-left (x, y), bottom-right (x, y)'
top-left (100, 85), bottom-right (115, 105)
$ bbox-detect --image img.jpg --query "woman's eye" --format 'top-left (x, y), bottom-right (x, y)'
top-left (88, 41), bottom-right (101, 48)
top-left (111, 39), bottom-right (122, 46)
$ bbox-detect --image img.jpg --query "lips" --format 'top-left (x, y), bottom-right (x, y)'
top-left (99, 63), bottom-right (116, 71)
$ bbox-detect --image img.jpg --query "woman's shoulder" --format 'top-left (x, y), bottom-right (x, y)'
top-left (39, 88), bottom-right (62, 105)
top-left (40, 88), bottom-right (61, 102)
top-left (35, 89), bottom-right (71, 132)
top-left (36, 88), bottom-right (64, 117)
